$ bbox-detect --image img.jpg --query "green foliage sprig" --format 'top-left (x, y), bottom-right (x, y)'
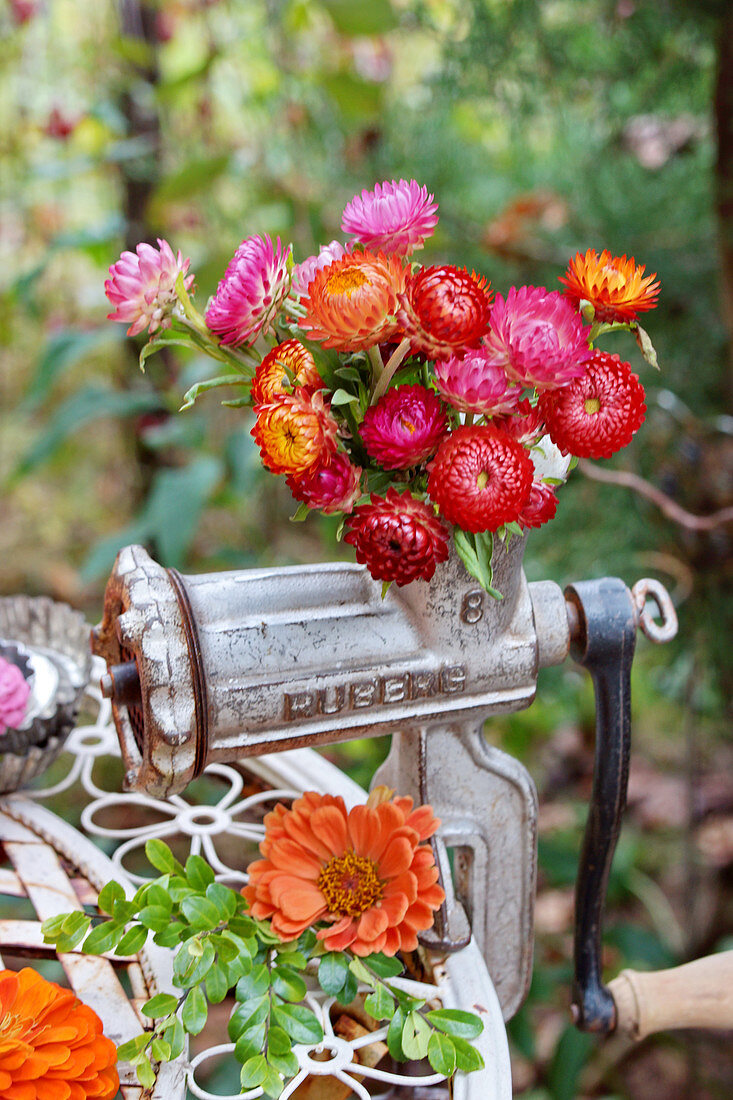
top-left (41, 839), bottom-right (484, 1097)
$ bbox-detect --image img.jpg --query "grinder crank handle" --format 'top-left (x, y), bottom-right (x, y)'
top-left (608, 952), bottom-right (733, 1039)
top-left (564, 577), bottom-right (678, 1034)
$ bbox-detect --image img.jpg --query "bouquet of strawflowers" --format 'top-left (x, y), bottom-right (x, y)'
top-left (105, 179), bottom-right (659, 594)
top-left (43, 787), bottom-right (486, 1096)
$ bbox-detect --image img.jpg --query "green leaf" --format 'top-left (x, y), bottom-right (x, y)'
top-left (428, 1031), bottom-right (456, 1076)
top-left (634, 322), bottom-right (660, 369)
top-left (136, 1056), bottom-right (156, 1089)
top-left (182, 984), bottom-right (208, 1035)
top-left (261, 1065), bottom-right (285, 1098)
top-left (240, 1054), bottom-right (268, 1088)
top-left (289, 502), bottom-right (310, 522)
top-left (426, 1009), bottom-right (484, 1040)
top-left (117, 1033), bottom-right (150, 1062)
top-left (234, 1021), bottom-right (267, 1063)
top-left (186, 939), bottom-right (217, 986)
top-left (451, 1035), bottom-right (485, 1072)
top-left (206, 881), bottom-right (238, 921)
top-left (180, 373), bottom-right (247, 411)
top-left (150, 1036), bottom-right (172, 1062)
top-left (153, 922), bottom-right (185, 948)
top-left (365, 953), bottom-right (403, 979)
top-left (267, 1026), bottom-right (292, 1057)
top-left (229, 996), bottom-right (270, 1040)
top-left (141, 992), bottom-right (179, 1018)
top-left (185, 853), bottom-right (216, 891)
top-left (46, 911), bottom-right (91, 951)
top-left (115, 924), bottom-right (148, 956)
top-left (205, 963), bottom-right (230, 1004)
top-left (364, 983), bottom-right (394, 1020)
top-left (347, 957), bottom-right (372, 985)
top-left (82, 921), bottom-right (125, 955)
top-left (14, 385), bottom-right (163, 477)
top-left (267, 1049), bottom-right (299, 1078)
top-left (275, 949), bottom-right (308, 970)
top-left (334, 970), bottom-right (358, 1006)
top-left (111, 899), bottom-right (138, 923)
top-left (41, 914), bottom-right (68, 940)
top-left (236, 964), bottom-right (271, 1001)
top-left (210, 931), bottom-right (245, 962)
top-left (138, 905), bottom-right (172, 932)
top-left (329, 387), bottom-right (360, 406)
top-left (318, 952), bottom-right (350, 996)
top-left (180, 895), bottom-right (220, 931)
top-left (271, 966), bottom-right (307, 1003)
top-left (387, 1006), bottom-right (407, 1061)
top-left (97, 881), bottom-right (126, 915)
top-left (401, 1010), bottom-right (431, 1060)
top-left (146, 839), bottom-right (185, 876)
top-left (24, 327), bottom-right (124, 410)
top-left (320, 0), bottom-right (398, 36)
top-left (162, 1016), bottom-right (186, 1059)
top-left (150, 154), bottom-right (231, 208)
top-left (144, 457), bottom-right (222, 569)
top-left (271, 1003), bottom-right (324, 1045)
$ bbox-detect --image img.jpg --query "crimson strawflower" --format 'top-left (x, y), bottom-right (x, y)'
top-left (206, 234), bottom-right (291, 346)
top-left (518, 480), bottom-right (558, 529)
top-left (397, 265), bottom-right (493, 361)
top-left (492, 398), bottom-right (546, 445)
top-left (427, 425), bottom-right (534, 532)
top-left (538, 350), bottom-right (646, 458)
top-left (359, 384), bottom-right (448, 469)
top-left (560, 249), bottom-right (660, 323)
top-left (344, 489), bottom-right (450, 585)
top-left (287, 451), bottom-right (362, 514)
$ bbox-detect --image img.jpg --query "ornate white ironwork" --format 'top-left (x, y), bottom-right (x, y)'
top-left (27, 657), bottom-right (512, 1099)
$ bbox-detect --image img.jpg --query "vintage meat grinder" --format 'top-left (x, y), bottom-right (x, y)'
top-left (91, 535), bottom-right (731, 1091)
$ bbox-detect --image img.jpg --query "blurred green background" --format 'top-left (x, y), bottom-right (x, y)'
top-left (1, 0), bottom-right (731, 1096)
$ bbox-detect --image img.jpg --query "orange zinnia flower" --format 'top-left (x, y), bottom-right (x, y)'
top-left (243, 789), bottom-right (445, 957)
top-left (300, 251), bottom-right (407, 351)
top-left (251, 339), bottom-right (324, 407)
top-left (0, 967), bottom-right (119, 1100)
top-left (560, 248), bottom-right (660, 323)
top-left (251, 389), bottom-right (338, 477)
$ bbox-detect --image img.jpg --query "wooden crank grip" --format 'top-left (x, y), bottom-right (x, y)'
top-left (608, 952), bottom-right (733, 1040)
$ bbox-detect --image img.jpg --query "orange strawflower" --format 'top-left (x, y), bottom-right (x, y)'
top-left (300, 251), bottom-right (407, 351)
top-left (0, 967), bottom-right (119, 1100)
top-left (251, 389), bottom-right (338, 477)
top-left (243, 789), bottom-right (445, 957)
top-left (251, 339), bottom-right (324, 407)
top-left (560, 248), bottom-right (660, 323)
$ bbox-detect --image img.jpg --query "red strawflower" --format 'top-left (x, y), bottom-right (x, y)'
top-left (344, 488), bottom-right (450, 585)
top-left (287, 451), bottom-right (362, 514)
top-left (518, 480), bottom-right (558, 529)
top-left (538, 350), bottom-right (646, 459)
top-left (427, 425), bottom-right (534, 533)
top-left (492, 398), bottom-right (546, 445)
top-left (397, 265), bottom-right (493, 360)
top-left (359, 384), bottom-right (448, 469)
top-left (560, 249), bottom-right (660, 323)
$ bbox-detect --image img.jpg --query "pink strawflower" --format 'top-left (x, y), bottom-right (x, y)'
top-left (359, 385), bottom-right (448, 470)
top-left (291, 241), bottom-right (348, 297)
top-left (105, 238), bottom-right (194, 337)
top-left (0, 658), bottom-right (31, 735)
top-left (341, 179), bottom-right (439, 256)
top-left (206, 234), bottom-right (291, 347)
top-left (434, 348), bottom-right (522, 415)
top-left (483, 286), bottom-right (591, 391)
top-left (287, 452), bottom-right (362, 514)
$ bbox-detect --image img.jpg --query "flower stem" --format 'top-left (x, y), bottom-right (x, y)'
top-left (371, 337), bottom-right (411, 404)
top-left (367, 345), bottom-right (385, 387)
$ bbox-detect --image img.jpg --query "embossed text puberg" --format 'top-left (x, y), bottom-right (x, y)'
top-left (92, 536), bottom-right (677, 1029)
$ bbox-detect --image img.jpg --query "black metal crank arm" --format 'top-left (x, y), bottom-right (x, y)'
top-left (564, 577), bottom-right (637, 1033)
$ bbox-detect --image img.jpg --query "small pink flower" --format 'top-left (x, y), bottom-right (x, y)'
top-left (483, 285), bottom-right (591, 391)
top-left (105, 238), bottom-right (194, 337)
top-left (206, 234), bottom-right (291, 347)
top-left (360, 385), bottom-right (448, 470)
top-left (291, 241), bottom-right (348, 298)
top-left (341, 180), bottom-right (439, 256)
top-left (286, 451), bottom-right (362, 514)
top-left (434, 348), bottom-right (522, 415)
top-left (0, 658), bottom-right (31, 735)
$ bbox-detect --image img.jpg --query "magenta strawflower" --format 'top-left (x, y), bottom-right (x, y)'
top-left (206, 234), bottom-right (291, 346)
top-left (483, 285), bottom-right (591, 391)
top-left (344, 489), bottom-right (450, 586)
top-left (105, 238), bottom-right (194, 337)
top-left (434, 348), bottom-right (522, 415)
top-left (427, 425), bottom-right (534, 533)
top-left (0, 657), bottom-right (31, 735)
top-left (287, 451), bottom-right (362, 514)
top-left (359, 385), bottom-right (448, 470)
top-left (341, 179), bottom-right (438, 256)
top-left (291, 240), bottom-right (348, 298)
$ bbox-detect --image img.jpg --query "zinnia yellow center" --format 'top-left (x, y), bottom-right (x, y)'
top-left (318, 849), bottom-right (384, 917)
top-left (584, 397), bottom-right (601, 415)
top-left (326, 267), bottom-right (370, 298)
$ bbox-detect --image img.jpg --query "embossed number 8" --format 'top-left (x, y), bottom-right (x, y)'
top-left (461, 590), bottom-right (484, 624)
